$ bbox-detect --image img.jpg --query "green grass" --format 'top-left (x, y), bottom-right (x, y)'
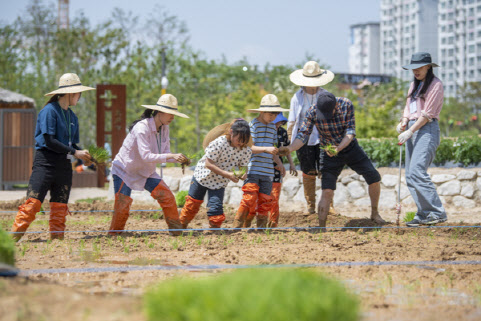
top-left (175, 191), bottom-right (189, 207)
top-left (403, 211), bottom-right (416, 223)
top-left (144, 269), bottom-right (360, 321)
top-left (0, 227), bottom-right (15, 266)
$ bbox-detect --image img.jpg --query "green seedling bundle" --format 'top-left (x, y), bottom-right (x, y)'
top-left (232, 166), bottom-right (247, 179)
top-left (88, 145), bottom-right (110, 166)
top-left (322, 144), bottom-right (338, 156)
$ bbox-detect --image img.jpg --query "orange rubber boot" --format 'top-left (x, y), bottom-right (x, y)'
top-left (257, 193), bottom-right (273, 228)
top-left (208, 214), bottom-right (226, 228)
top-left (233, 183), bottom-right (259, 228)
top-left (109, 193), bottom-right (133, 235)
top-left (49, 202), bottom-right (70, 240)
top-left (151, 181), bottom-right (182, 236)
top-left (11, 198), bottom-right (42, 242)
top-left (179, 196), bottom-right (203, 229)
top-left (268, 182), bottom-right (282, 227)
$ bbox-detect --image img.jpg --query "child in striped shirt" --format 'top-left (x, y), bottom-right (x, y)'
top-left (233, 94), bottom-right (290, 228)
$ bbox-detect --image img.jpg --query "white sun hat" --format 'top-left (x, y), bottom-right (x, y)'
top-left (141, 94), bottom-right (189, 118)
top-left (247, 94), bottom-right (290, 113)
top-left (45, 73), bottom-right (95, 96)
top-left (289, 61), bottom-right (335, 87)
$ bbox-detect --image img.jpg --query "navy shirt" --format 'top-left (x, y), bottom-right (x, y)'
top-left (35, 102), bottom-right (80, 151)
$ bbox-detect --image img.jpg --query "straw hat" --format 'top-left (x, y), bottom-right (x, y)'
top-left (289, 61), bottom-right (335, 87)
top-left (141, 94), bottom-right (189, 118)
top-left (247, 94), bottom-right (290, 113)
top-left (203, 122), bottom-right (253, 149)
top-left (45, 73), bottom-right (95, 96)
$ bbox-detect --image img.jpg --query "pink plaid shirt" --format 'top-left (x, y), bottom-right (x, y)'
top-left (111, 117), bottom-right (176, 190)
top-left (403, 77), bottom-right (444, 121)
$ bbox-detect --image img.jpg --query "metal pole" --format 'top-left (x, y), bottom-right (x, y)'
top-left (161, 47), bottom-right (166, 96)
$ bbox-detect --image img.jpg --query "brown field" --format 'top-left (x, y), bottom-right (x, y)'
top-left (1, 200), bottom-right (481, 321)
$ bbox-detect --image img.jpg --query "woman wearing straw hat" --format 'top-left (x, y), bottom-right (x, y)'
top-left (11, 73), bottom-right (95, 241)
top-left (288, 61), bottom-right (335, 215)
top-left (108, 94), bottom-right (189, 236)
top-left (233, 94), bottom-right (289, 228)
top-left (397, 52), bottom-right (447, 226)
top-left (179, 119), bottom-right (252, 229)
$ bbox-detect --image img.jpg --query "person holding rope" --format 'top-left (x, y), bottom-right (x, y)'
top-left (397, 52), bottom-right (447, 226)
top-left (287, 61), bottom-right (336, 215)
top-left (179, 119), bottom-right (252, 229)
top-left (108, 94), bottom-right (189, 236)
top-left (283, 91), bottom-right (386, 229)
top-left (11, 73), bottom-right (94, 241)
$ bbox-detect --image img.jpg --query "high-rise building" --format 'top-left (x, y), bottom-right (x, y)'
top-left (349, 22), bottom-right (381, 74)
top-left (438, 0), bottom-right (481, 97)
top-left (380, 0), bottom-right (439, 81)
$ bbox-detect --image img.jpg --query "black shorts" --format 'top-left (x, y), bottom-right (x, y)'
top-left (321, 139), bottom-right (380, 190)
top-left (296, 144), bottom-right (321, 175)
top-left (26, 149), bottom-right (73, 203)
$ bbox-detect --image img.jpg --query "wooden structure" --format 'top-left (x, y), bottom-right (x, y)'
top-left (0, 88), bottom-right (36, 190)
top-left (96, 84), bottom-right (126, 187)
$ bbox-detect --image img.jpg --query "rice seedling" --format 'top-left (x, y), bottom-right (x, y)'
top-left (232, 166), bottom-right (247, 179)
top-left (87, 145), bottom-right (110, 166)
top-left (175, 191), bottom-right (189, 207)
top-left (403, 211), bottom-right (416, 223)
top-left (322, 144), bottom-right (338, 156)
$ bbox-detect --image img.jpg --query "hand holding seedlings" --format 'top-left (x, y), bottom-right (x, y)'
top-left (87, 145), bottom-right (110, 165)
top-left (232, 166), bottom-right (247, 179)
top-left (227, 172), bottom-right (240, 183)
top-left (76, 149), bottom-right (93, 164)
top-left (322, 144), bottom-right (338, 157)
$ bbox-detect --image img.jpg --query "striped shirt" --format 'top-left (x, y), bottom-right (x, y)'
top-left (248, 118), bottom-right (277, 177)
top-left (296, 97), bottom-right (356, 147)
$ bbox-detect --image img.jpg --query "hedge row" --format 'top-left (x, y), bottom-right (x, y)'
top-left (358, 136), bottom-right (481, 167)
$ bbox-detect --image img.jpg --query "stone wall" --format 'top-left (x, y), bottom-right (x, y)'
top-left (108, 169), bottom-right (481, 210)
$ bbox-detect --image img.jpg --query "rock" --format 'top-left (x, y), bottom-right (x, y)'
top-left (282, 178), bottom-right (301, 198)
top-left (179, 176), bottom-right (193, 191)
top-left (378, 189), bottom-right (397, 209)
top-left (457, 170), bottom-right (476, 180)
top-left (359, 176), bottom-right (365, 182)
top-left (382, 174), bottom-right (398, 187)
top-left (477, 177), bottom-right (481, 191)
top-left (333, 184), bottom-right (349, 206)
top-left (227, 179), bottom-right (243, 188)
top-left (227, 187), bottom-right (243, 206)
top-left (438, 180), bottom-right (461, 196)
top-left (316, 177), bottom-right (322, 190)
top-left (162, 175), bottom-right (180, 191)
top-left (432, 174), bottom-right (456, 184)
top-left (293, 186), bottom-right (306, 203)
top-left (350, 173), bottom-right (360, 180)
top-left (460, 182), bottom-right (475, 198)
top-left (452, 195), bottom-right (476, 208)
top-left (130, 190), bottom-right (158, 204)
top-left (402, 195), bottom-right (415, 205)
top-left (394, 183), bottom-right (411, 200)
top-left (341, 176), bottom-right (354, 184)
top-left (347, 181), bottom-right (366, 199)
top-left (354, 197), bottom-right (371, 206)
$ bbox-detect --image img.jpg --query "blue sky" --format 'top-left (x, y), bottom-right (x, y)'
top-left (0, 0), bottom-right (380, 72)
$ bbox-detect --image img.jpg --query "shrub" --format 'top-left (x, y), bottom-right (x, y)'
top-left (175, 190), bottom-right (189, 207)
top-left (433, 139), bottom-right (454, 166)
top-left (0, 227), bottom-right (15, 266)
top-left (144, 268), bottom-right (360, 321)
top-left (453, 136), bottom-right (481, 166)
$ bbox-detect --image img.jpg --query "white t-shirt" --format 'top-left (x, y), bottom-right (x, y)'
top-left (299, 93), bottom-right (317, 123)
top-left (194, 136), bottom-right (252, 190)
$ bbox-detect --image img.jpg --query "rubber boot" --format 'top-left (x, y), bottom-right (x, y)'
top-left (49, 202), bottom-right (70, 240)
top-left (243, 214), bottom-right (256, 228)
top-left (179, 196), bottom-right (203, 229)
top-left (257, 193), bottom-right (273, 228)
top-left (233, 183), bottom-right (259, 228)
top-left (208, 214), bottom-right (226, 228)
top-left (11, 198), bottom-right (42, 242)
top-left (303, 173), bottom-right (317, 214)
top-left (268, 182), bottom-right (282, 227)
top-left (151, 181), bottom-right (182, 236)
top-left (109, 193), bottom-right (133, 235)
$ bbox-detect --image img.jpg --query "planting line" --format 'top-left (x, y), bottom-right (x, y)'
top-left (7, 225), bottom-right (481, 235)
top-left (0, 209), bottom-right (159, 215)
top-left (20, 260), bottom-right (481, 276)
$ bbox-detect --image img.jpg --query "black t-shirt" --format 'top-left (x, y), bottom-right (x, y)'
top-left (273, 126), bottom-right (290, 183)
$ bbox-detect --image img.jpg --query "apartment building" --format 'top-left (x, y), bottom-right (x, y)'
top-left (349, 22), bottom-right (381, 74)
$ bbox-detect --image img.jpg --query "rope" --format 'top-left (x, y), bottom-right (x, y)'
top-left (20, 260), bottom-right (481, 275)
top-left (7, 225), bottom-right (481, 235)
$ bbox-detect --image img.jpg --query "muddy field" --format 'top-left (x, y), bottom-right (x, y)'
top-left (1, 201), bottom-right (481, 321)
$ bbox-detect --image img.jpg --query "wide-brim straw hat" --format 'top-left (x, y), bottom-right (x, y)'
top-left (247, 94), bottom-right (290, 113)
top-left (402, 52), bottom-right (439, 70)
top-left (141, 94), bottom-right (189, 118)
top-left (203, 122), bottom-right (253, 149)
top-left (289, 61), bottom-right (335, 87)
top-left (45, 73), bottom-right (96, 96)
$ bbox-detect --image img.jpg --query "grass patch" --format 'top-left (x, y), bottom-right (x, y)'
top-left (175, 191), bottom-right (189, 208)
top-left (75, 197), bottom-right (106, 204)
top-left (0, 227), bottom-right (15, 266)
top-left (144, 268), bottom-right (360, 321)
top-left (403, 211), bottom-right (416, 223)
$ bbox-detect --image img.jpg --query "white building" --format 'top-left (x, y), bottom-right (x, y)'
top-left (438, 0), bottom-right (481, 97)
top-left (349, 22), bottom-right (381, 74)
top-left (380, 0), bottom-right (439, 81)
